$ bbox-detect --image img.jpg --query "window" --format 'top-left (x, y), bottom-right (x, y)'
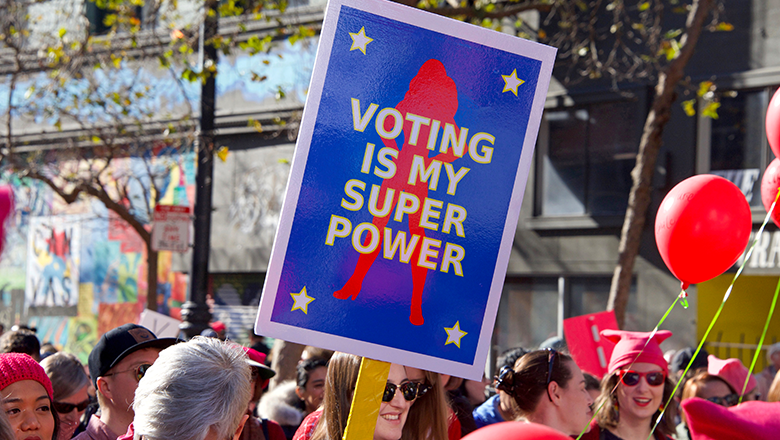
top-left (85, 0), bottom-right (145, 36)
top-left (701, 88), bottom-right (774, 208)
top-left (494, 277), bottom-right (639, 354)
top-left (495, 278), bottom-right (559, 350)
top-left (536, 99), bottom-right (643, 217)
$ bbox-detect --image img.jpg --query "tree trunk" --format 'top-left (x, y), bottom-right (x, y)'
top-left (269, 339), bottom-right (306, 390)
top-left (146, 246), bottom-right (158, 311)
top-left (607, 0), bottom-right (714, 328)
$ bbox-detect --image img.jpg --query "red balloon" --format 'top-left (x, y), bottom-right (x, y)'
top-left (461, 422), bottom-right (571, 440)
top-left (767, 88), bottom-right (780, 159)
top-left (761, 158), bottom-right (780, 227)
top-left (655, 175), bottom-right (751, 290)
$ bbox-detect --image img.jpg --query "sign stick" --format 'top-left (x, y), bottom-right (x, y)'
top-left (342, 358), bottom-right (390, 440)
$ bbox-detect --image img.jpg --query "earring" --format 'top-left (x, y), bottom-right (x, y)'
top-left (612, 399), bottom-right (620, 422)
top-left (658, 403), bottom-right (665, 412)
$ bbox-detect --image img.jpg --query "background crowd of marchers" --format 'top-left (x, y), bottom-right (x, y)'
top-left (1, 320), bottom-right (780, 440)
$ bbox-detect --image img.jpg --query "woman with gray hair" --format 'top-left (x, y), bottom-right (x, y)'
top-left (123, 336), bottom-right (252, 440)
top-left (41, 352), bottom-right (90, 440)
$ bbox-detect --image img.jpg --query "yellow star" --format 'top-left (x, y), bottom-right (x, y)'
top-left (501, 69), bottom-right (525, 96)
top-left (291, 287), bottom-right (315, 314)
top-left (349, 27), bottom-right (373, 55)
top-left (444, 321), bottom-right (467, 348)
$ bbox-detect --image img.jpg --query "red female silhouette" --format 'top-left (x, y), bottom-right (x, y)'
top-left (334, 59), bottom-right (463, 326)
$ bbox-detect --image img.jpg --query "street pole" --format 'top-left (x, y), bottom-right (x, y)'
top-left (180, 0), bottom-right (218, 339)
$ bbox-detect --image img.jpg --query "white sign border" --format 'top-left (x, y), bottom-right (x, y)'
top-left (257, 0), bottom-right (556, 379)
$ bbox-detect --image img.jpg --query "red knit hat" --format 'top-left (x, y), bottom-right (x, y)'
top-left (601, 329), bottom-right (672, 374)
top-left (0, 353), bottom-right (54, 399)
top-left (707, 355), bottom-right (757, 395)
top-left (683, 397), bottom-right (780, 440)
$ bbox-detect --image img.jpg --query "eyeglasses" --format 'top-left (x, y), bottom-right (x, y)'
top-left (53, 399), bottom-right (90, 414)
top-left (103, 364), bottom-right (152, 382)
top-left (382, 382), bottom-right (425, 402)
top-left (706, 394), bottom-right (740, 407)
top-left (545, 348), bottom-right (558, 402)
top-left (618, 370), bottom-right (666, 387)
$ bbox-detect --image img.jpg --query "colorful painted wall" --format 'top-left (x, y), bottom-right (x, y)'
top-left (0, 150), bottom-right (195, 364)
top-left (0, 38), bottom-right (318, 363)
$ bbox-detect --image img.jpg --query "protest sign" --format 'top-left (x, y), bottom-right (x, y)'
top-left (563, 311), bottom-right (619, 378)
top-left (256, 0), bottom-right (556, 379)
top-left (139, 309), bottom-right (182, 339)
top-left (152, 205), bottom-right (190, 253)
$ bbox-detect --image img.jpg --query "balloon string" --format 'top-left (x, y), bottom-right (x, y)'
top-left (739, 275), bottom-right (780, 404)
top-left (648, 186), bottom-right (780, 438)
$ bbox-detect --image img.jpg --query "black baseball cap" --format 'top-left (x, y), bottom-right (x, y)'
top-left (88, 323), bottom-right (178, 387)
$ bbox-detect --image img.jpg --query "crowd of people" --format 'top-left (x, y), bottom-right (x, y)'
top-left (1, 322), bottom-right (780, 440)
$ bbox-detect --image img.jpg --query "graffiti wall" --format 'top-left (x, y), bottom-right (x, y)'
top-left (0, 36), bottom-right (319, 362)
top-left (0, 151), bottom-right (195, 363)
top-left (26, 215), bottom-right (82, 309)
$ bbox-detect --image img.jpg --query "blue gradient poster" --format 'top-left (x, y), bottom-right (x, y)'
top-left (256, 0), bottom-right (555, 379)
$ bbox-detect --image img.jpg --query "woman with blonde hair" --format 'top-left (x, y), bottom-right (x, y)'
top-left (294, 353), bottom-right (449, 440)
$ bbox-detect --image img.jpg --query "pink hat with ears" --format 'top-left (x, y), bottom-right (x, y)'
top-left (601, 330), bottom-right (673, 374)
top-left (707, 355), bottom-right (757, 395)
top-left (683, 398), bottom-right (780, 440)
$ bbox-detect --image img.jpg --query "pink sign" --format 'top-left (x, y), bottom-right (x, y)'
top-left (563, 310), bottom-right (619, 378)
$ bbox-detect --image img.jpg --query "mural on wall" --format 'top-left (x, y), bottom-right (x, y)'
top-left (0, 36), bottom-right (319, 357)
top-left (0, 150), bottom-right (196, 361)
top-left (25, 215), bottom-right (82, 308)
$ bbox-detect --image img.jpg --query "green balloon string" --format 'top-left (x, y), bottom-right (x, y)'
top-left (740, 276), bottom-right (780, 404)
top-left (647, 185), bottom-right (780, 440)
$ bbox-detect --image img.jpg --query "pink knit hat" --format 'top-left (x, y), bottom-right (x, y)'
top-left (601, 329), bottom-right (672, 374)
top-left (707, 355), bottom-right (757, 395)
top-left (0, 353), bottom-right (54, 399)
top-left (683, 397), bottom-right (780, 440)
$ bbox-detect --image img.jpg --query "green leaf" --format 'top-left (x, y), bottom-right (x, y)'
top-left (663, 29), bottom-right (683, 39)
top-left (715, 22), bottom-right (734, 32)
top-left (702, 101), bottom-right (721, 119)
top-left (91, 136), bottom-right (101, 143)
top-left (682, 99), bottom-right (696, 117)
top-left (638, 2), bottom-right (650, 11)
top-left (697, 81), bottom-right (714, 97)
top-left (58, 28), bottom-right (67, 38)
top-left (182, 68), bottom-right (198, 82)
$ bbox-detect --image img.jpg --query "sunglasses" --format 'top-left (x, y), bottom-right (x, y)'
top-left (382, 382), bottom-right (428, 402)
top-left (103, 363), bottom-right (152, 382)
top-left (706, 394), bottom-right (740, 407)
top-left (53, 399), bottom-right (90, 414)
top-left (545, 348), bottom-right (557, 402)
top-left (618, 370), bottom-right (666, 387)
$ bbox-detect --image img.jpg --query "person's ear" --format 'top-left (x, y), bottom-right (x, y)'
top-left (295, 386), bottom-right (306, 400)
top-left (548, 381), bottom-right (562, 405)
top-left (231, 414), bottom-right (250, 440)
top-left (96, 377), bottom-right (113, 401)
